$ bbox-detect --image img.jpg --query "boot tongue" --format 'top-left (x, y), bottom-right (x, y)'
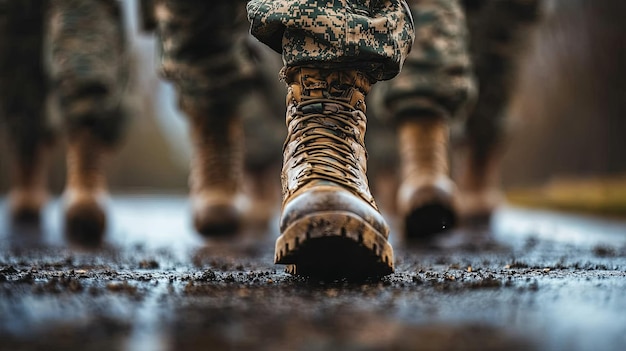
top-left (301, 75), bottom-right (327, 99)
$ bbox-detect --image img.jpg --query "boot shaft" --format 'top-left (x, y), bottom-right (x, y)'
top-left (66, 130), bottom-right (107, 192)
top-left (396, 117), bottom-right (458, 235)
top-left (398, 117), bottom-right (450, 181)
top-left (188, 113), bottom-right (244, 195)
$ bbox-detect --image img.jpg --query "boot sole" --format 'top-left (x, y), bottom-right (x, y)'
top-left (275, 211), bottom-right (394, 281)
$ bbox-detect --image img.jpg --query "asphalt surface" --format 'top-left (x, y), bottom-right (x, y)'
top-left (1, 195), bottom-right (625, 351)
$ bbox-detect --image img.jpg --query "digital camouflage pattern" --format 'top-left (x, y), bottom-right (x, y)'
top-left (47, 0), bottom-right (127, 144)
top-left (381, 0), bottom-right (475, 122)
top-left (378, 0), bottom-right (539, 127)
top-left (247, 0), bottom-right (415, 81)
top-left (367, 0), bottom-right (473, 177)
top-left (367, 0), bottom-right (540, 177)
top-left (152, 0), bottom-right (260, 115)
top-left (146, 0), bottom-right (286, 169)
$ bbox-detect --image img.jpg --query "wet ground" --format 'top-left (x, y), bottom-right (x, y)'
top-left (0, 195), bottom-right (625, 351)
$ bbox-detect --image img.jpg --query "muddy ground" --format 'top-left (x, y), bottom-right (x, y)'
top-left (0, 196), bottom-right (625, 351)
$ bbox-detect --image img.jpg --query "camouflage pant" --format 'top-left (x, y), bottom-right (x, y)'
top-left (381, 0), bottom-right (474, 122)
top-left (151, 0), bottom-right (414, 112)
top-left (0, 0), bottom-right (127, 151)
top-left (381, 0), bottom-right (540, 138)
top-left (247, 0), bottom-right (415, 82)
top-left (149, 0), bottom-right (537, 171)
top-left (368, 0), bottom-right (540, 170)
top-left (150, 0), bottom-right (259, 115)
top-left (147, 0), bottom-right (286, 169)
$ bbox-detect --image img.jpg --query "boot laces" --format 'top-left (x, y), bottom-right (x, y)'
top-left (288, 97), bottom-right (366, 195)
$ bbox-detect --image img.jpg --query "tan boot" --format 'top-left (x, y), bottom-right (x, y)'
top-left (243, 164), bottom-right (281, 230)
top-left (63, 129), bottom-right (108, 247)
top-left (397, 117), bottom-right (458, 239)
top-left (8, 146), bottom-right (49, 224)
top-left (456, 146), bottom-right (503, 225)
top-left (188, 113), bottom-right (247, 236)
top-left (275, 67), bottom-right (393, 280)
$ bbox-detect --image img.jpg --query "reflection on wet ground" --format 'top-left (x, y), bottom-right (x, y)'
top-left (0, 195), bottom-right (625, 351)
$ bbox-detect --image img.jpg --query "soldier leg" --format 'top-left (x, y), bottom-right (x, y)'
top-left (383, 0), bottom-right (475, 238)
top-left (0, 0), bottom-right (54, 224)
top-left (151, 1), bottom-right (261, 236)
top-left (248, 0), bottom-right (414, 279)
top-left (47, 0), bottom-right (127, 246)
top-left (457, 0), bottom-right (540, 223)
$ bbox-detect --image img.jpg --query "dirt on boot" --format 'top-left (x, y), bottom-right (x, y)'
top-left (276, 68), bottom-right (393, 280)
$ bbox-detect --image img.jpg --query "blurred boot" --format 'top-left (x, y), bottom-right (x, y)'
top-left (64, 129), bottom-right (109, 247)
top-left (46, 0), bottom-right (127, 247)
top-left (456, 146), bottom-right (503, 225)
top-left (397, 117), bottom-right (457, 239)
top-left (243, 164), bottom-right (280, 230)
top-left (188, 111), bottom-right (247, 237)
top-left (276, 67), bottom-right (393, 280)
top-left (8, 146), bottom-right (50, 224)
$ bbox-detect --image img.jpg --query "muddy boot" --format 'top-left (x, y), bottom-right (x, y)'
top-left (456, 146), bottom-right (503, 225)
top-left (188, 111), bottom-right (247, 237)
top-left (8, 146), bottom-right (50, 224)
top-left (397, 117), bottom-right (458, 239)
top-left (63, 130), bottom-right (109, 247)
top-left (275, 68), bottom-right (393, 280)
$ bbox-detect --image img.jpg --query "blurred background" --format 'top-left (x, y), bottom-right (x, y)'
top-left (1, 0), bottom-right (625, 215)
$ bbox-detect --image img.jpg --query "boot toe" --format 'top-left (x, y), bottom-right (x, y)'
top-left (277, 185), bottom-right (393, 280)
top-left (64, 194), bottom-right (107, 248)
top-left (280, 185), bottom-right (388, 235)
top-left (8, 189), bottom-right (47, 225)
top-left (192, 193), bottom-right (247, 237)
top-left (398, 175), bottom-right (458, 239)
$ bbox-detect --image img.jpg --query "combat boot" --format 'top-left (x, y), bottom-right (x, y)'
top-left (63, 129), bottom-right (109, 247)
top-left (188, 111), bottom-right (247, 236)
top-left (8, 146), bottom-right (49, 224)
top-left (397, 117), bottom-right (458, 239)
top-left (456, 146), bottom-right (503, 225)
top-left (276, 67), bottom-right (393, 280)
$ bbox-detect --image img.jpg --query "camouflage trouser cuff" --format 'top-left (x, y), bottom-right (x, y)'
top-left (247, 0), bottom-right (415, 81)
top-left (154, 0), bottom-right (258, 116)
top-left (52, 66), bottom-right (128, 146)
top-left (60, 99), bottom-right (128, 146)
top-left (383, 72), bottom-right (477, 122)
top-left (381, 0), bottom-right (476, 123)
top-left (165, 55), bottom-right (261, 116)
top-left (46, 0), bottom-right (127, 145)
